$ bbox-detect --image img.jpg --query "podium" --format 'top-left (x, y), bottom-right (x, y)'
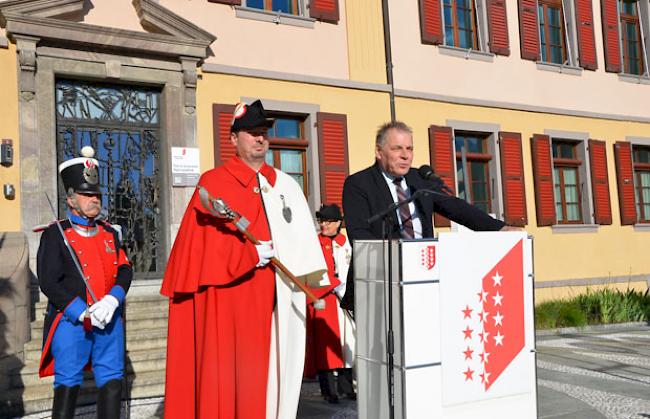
top-left (354, 232), bottom-right (537, 419)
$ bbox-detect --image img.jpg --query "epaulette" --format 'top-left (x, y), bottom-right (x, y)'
top-left (32, 219), bottom-right (67, 233)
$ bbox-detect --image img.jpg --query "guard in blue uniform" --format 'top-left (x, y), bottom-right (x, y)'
top-left (36, 146), bottom-right (132, 419)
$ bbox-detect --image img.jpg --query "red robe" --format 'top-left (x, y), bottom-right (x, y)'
top-left (304, 234), bottom-right (346, 376)
top-left (161, 157), bottom-right (277, 419)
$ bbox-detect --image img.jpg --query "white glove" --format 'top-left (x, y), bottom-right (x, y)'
top-left (255, 241), bottom-right (274, 267)
top-left (89, 295), bottom-right (119, 326)
top-left (90, 312), bottom-right (106, 330)
top-left (78, 309), bottom-right (105, 330)
top-left (334, 283), bottom-right (346, 299)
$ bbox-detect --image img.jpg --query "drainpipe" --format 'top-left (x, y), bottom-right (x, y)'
top-left (382, 0), bottom-right (397, 122)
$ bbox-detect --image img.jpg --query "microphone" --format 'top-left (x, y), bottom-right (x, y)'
top-left (367, 189), bottom-right (428, 224)
top-left (418, 165), bottom-right (454, 195)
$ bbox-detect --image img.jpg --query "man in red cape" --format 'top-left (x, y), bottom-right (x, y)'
top-left (161, 100), bottom-right (327, 419)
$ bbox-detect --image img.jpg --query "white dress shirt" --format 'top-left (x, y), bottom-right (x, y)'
top-left (380, 170), bottom-right (423, 239)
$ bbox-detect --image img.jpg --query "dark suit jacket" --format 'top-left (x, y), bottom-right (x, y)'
top-left (340, 163), bottom-right (505, 310)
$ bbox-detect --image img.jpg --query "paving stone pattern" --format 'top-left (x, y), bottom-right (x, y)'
top-left (17, 325), bottom-right (650, 418)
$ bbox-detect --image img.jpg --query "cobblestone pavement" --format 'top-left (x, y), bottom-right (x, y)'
top-left (536, 324), bottom-right (650, 419)
top-left (19, 324), bottom-right (650, 418)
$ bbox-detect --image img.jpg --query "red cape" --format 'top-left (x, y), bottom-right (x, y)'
top-left (162, 158), bottom-right (278, 419)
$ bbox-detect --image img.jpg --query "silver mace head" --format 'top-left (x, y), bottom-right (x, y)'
top-left (198, 186), bottom-right (235, 219)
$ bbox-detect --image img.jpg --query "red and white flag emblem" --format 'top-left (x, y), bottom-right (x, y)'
top-left (462, 239), bottom-right (524, 390)
top-left (440, 234), bottom-right (533, 407)
top-left (420, 245), bottom-right (436, 270)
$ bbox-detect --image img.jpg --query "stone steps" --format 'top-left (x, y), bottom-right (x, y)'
top-left (0, 370), bottom-right (165, 418)
top-left (0, 293), bottom-right (170, 417)
top-left (11, 347), bottom-right (167, 388)
top-left (23, 326), bottom-right (168, 362)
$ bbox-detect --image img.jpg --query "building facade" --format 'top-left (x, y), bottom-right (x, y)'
top-left (0, 0), bottom-right (648, 303)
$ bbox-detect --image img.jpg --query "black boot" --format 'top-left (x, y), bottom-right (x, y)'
top-left (317, 370), bottom-right (339, 404)
top-left (52, 385), bottom-right (80, 419)
top-left (337, 368), bottom-right (356, 400)
top-left (97, 379), bottom-right (123, 419)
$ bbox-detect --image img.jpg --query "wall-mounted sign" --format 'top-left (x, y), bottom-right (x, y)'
top-left (171, 147), bottom-right (200, 186)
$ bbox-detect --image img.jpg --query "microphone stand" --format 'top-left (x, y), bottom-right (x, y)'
top-left (367, 189), bottom-right (426, 419)
top-left (366, 187), bottom-right (451, 419)
top-left (382, 214), bottom-right (396, 419)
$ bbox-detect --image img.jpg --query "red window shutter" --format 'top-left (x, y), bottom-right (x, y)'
top-left (530, 134), bottom-right (556, 226)
top-left (601, 0), bottom-right (622, 73)
top-left (614, 141), bottom-right (636, 225)
top-left (419, 0), bottom-right (444, 45)
top-left (310, 0), bottom-right (340, 24)
top-left (428, 125), bottom-right (455, 227)
top-left (588, 140), bottom-right (612, 224)
top-left (575, 0), bottom-right (598, 70)
top-left (486, 0), bottom-right (510, 55)
top-left (212, 104), bottom-right (236, 167)
top-left (518, 0), bottom-right (540, 60)
top-left (317, 112), bottom-right (348, 209)
top-left (208, 0), bottom-right (241, 5)
top-left (499, 132), bottom-right (527, 226)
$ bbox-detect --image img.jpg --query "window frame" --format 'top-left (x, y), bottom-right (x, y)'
top-left (538, 0), bottom-right (569, 64)
top-left (441, 0), bottom-right (494, 51)
top-left (443, 0), bottom-right (480, 49)
top-left (265, 113), bottom-right (310, 195)
top-left (447, 121), bottom-right (503, 220)
top-left (454, 131), bottom-right (493, 214)
top-left (632, 144), bottom-right (650, 222)
top-left (552, 140), bottom-right (584, 223)
top-left (243, 0), bottom-right (304, 16)
top-left (618, 0), bottom-right (648, 75)
top-left (545, 130), bottom-right (595, 227)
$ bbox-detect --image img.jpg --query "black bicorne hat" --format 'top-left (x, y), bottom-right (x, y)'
top-left (316, 204), bottom-right (343, 221)
top-left (230, 100), bottom-right (275, 133)
top-left (58, 146), bottom-right (101, 195)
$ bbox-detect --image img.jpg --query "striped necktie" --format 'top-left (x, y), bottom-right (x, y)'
top-left (393, 177), bottom-right (414, 239)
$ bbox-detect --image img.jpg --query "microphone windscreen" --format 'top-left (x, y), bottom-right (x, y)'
top-left (418, 165), bottom-right (435, 180)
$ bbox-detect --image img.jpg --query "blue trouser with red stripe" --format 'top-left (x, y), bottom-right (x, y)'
top-left (51, 309), bottom-right (124, 388)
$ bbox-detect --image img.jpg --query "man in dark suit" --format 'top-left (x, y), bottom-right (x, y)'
top-left (341, 121), bottom-right (511, 309)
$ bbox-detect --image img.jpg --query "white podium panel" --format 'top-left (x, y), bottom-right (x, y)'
top-left (354, 233), bottom-right (536, 419)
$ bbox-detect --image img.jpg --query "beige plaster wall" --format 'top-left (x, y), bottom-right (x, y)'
top-left (161, 0), bottom-right (351, 80)
top-left (345, 0), bottom-right (387, 83)
top-left (0, 44), bottom-right (21, 232)
top-left (82, 0), bottom-right (146, 32)
top-left (389, 0), bottom-right (650, 120)
top-left (196, 72), bottom-right (390, 172)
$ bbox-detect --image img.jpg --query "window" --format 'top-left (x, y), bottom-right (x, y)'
top-left (552, 140), bottom-right (583, 223)
top-left (619, 0), bottom-right (646, 75)
top-left (443, 0), bottom-right (479, 49)
top-left (633, 145), bottom-right (650, 222)
top-left (538, 0), bottom-right (567, 64)
top-left (245, 0), bottom-right (302, 15)
top-left (455, 132), bottom-right (492, 214)
top-left (265, 115), bottom-right (309, 193)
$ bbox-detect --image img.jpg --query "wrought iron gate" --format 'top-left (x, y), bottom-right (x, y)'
top-left (55, 79), bottom-right (163, 277)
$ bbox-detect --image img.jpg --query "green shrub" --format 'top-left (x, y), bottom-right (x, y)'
top-left (535, 287), bottom-right (650, 329)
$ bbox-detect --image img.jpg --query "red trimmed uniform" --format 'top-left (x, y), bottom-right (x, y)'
top-left (161, 157), bottom-right (277, 419)
top-left (37, 219), bottom-right (131, 386)
top-left (304, 234), bottom-right (346, 376)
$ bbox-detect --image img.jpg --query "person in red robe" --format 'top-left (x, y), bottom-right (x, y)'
top-left (161, 100), bottom-right (326, 419)
top-left (304, 204), bottom-right (356, 404)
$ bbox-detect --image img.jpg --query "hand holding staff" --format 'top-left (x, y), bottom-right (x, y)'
top-left (197, 186), bottom-right (326, 310)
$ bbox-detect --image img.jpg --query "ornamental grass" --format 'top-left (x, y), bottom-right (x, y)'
top-left (535, 288), bottom-right (650, 329)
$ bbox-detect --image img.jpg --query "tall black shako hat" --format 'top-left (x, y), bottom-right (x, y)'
top-left (58, 146), bottom-right (101, 195)
top-left (230, 100), bottom-right (274, 133)
top-left (316, 204), bottom-right (343, 221)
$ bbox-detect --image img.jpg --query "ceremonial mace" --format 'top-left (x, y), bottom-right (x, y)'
top-left (197, 186), bottom-right (326, 310)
